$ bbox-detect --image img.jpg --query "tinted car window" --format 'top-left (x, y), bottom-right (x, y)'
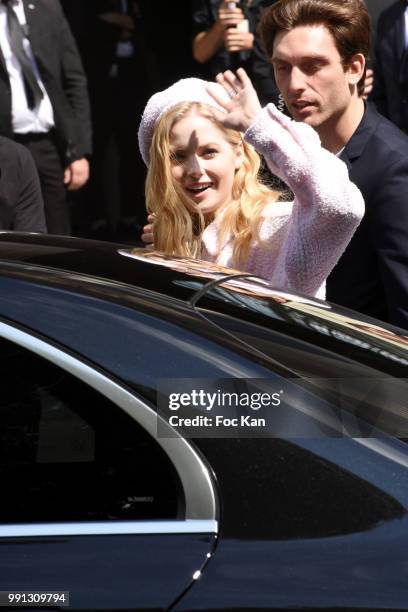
top-left (0, 338), bottom-right (183, 523)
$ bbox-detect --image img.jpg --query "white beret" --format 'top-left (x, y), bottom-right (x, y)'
top-left (138, 78), bottom-right (230, 166)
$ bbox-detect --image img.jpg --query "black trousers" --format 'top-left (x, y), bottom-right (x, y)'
top-left (13, 131), bottom-right (70, 235)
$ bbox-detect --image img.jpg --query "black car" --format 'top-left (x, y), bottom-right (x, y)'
top-left (0, 232), bottom-right (407, 611)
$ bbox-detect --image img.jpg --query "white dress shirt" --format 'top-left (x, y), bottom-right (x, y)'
top-left (0, 0), bottom-right (54, 133)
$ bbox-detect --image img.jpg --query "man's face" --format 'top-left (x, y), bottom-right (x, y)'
top-left (272, 25), bottom-right (356, 130)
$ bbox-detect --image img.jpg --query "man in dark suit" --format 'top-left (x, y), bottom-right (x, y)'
top-left (370, 0), bottom-right (408, 133)
top-left (330, 102), bottom-right (408, 327)
top-left (0, 0), bottom-right (92, 234)
top-left (67, 0), bottom-right (153, 236)
top-left (0, 135), bottom-right (46, 231)
top-left (260, 0), bottom-right (408, 329)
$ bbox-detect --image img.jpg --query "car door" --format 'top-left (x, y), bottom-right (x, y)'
top-left (0, 321), bottom-right (218, 611)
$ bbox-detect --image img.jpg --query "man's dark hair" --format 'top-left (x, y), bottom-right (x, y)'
top-left (259, 0), bottom-right (371, 96)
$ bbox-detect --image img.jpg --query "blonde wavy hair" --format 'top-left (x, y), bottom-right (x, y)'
top-left (145, 102), bottom-right (280, 268)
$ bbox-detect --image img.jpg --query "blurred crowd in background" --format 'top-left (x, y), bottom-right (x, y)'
top-left (58, 0), bottom-right (398, 241)
top-left (60, 0), bottom-right (276, 240)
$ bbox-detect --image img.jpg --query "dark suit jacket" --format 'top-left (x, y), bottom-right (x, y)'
top-left (370, 0), bottom-right (408, 132)
top-left (0, 0), bottom-right (92, 165)
top-left (326, 102), bottom-right (408, 330)
top-left (0, 136), bottom-right (46, 232)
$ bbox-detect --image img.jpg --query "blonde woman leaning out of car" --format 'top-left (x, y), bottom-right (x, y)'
top-left (138, 68), bottom-right (364, 299)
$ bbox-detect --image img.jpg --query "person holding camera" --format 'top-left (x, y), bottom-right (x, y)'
top-left (192, 0), bottom-right (279, 105)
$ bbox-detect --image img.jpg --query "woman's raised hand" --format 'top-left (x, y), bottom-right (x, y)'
top-left (207, 68), bottom-right (262, 133)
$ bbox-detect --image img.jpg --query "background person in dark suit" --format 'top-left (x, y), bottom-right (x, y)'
top-left (258, 0), bottom-right (408, 329)
top-left (0, 136), bottom-right (46, 231)
top-left (70, 0), bottom-right (154, 237)
top-left (0, 0), bottom-right (92, 235)
top-left (370, 0), bottom-right (408, 133)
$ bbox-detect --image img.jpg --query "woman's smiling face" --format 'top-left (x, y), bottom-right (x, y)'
top-left (169, 111), bottom-right (243, 216)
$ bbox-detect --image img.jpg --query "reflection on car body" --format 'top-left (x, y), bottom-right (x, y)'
top-left (0, 232), bottom-right (407, 610)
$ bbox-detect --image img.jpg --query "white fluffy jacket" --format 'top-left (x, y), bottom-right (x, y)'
top-left (201, 104), bottom-right (365, 299)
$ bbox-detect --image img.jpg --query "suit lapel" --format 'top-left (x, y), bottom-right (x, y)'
top-left (396, 0), bottom-right (408, 85)
top-left (395, 0), bottom-right (406, 62)
top-left (341, 104), bottom-right (379, 166)
top-left (339, 149), bottom-right (352, 172)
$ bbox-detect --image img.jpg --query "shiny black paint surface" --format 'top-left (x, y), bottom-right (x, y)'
top-left (0, 234), bottom-right (407, 611)
top-left (0, 234), bottom-right (205, 303)
top-left (0, 534), bottom-right (214, 610)
top-left (176, 437), bottom-right (408, 610)
top-left (0, 233), bottom-right (406, 378)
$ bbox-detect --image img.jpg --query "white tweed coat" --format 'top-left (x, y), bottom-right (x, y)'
top-left (201, 104), bottom-right (365, 299)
